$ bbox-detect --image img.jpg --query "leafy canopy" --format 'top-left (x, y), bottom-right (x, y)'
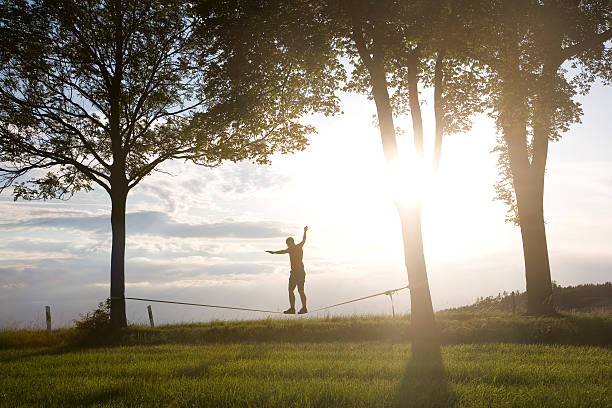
top-left (0, 0), bottom-right (344, 199)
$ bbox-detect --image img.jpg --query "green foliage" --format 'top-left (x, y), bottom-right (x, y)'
top-left (481, 0), bottom-right (612, 222)
top-left (0, 0), bottom-right (343, 198)
top-left (454, 282), bottom-right (612, 314)
top-left (12, 171), bottom-right (93, 201)
top-left (492, 136), bottom-right (520, 224)
top-left (73, 299), bottom-right (111, 333)
top-left (190, 0), bottom-right (345, 166)
top-left (336, 0), bottom-right (488, 137)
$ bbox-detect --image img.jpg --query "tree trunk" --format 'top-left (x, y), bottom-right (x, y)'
top-left (406, 54), bottom-right (424, 158)
top-left (503, 119), bottom-right (556, 316)
top-left (402, 52), bottom-right (436, 335)
top-left (355, 35), bottom-right (436, 338)
top-left (433, 50), bottom-right (445, 173)
top-left (108, 3), bottom-right (126, 328)
top-left (109, 180), bottom-right (128, 329)
top-left (398, 202), bottom-right (435, 334)
top-left (500, 15), bottom-right (556, 316)
top-left (515, 177), bottom-right (555, 315)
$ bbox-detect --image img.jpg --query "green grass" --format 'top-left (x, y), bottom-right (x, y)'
top-left (1, 342), bottom-right (611, 407)
top-left (2, 313), bottom-right (611, 407)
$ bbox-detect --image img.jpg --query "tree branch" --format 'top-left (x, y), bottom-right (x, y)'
top-left (558, 28), bottom-right (612, 64)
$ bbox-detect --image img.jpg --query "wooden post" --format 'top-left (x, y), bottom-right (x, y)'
top-left (511, 291), bottom-right (516, 315)
top-left (387, 292), bottom-right (396, 317)
top-left (45, 306), bottom-right (51, 332)
top-left (147, 305), bottom-right (154, 328)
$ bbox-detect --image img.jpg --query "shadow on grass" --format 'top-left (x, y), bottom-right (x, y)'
top-left (0, 344), bottom-right (83, 364)
top-left (176, 343), bottom-right (271, 379)
top-left (177, 358), bottom-right (219, 378)
top-left (62, 385), bottom-right (125, 407)
top-left (393, 343), bottom-right (456, 408)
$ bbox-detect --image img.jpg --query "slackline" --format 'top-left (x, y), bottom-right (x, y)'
top-left (112, 297), bottom-right (282, 314)
top-left (309, 285), bottom-right (409, 313)
top-left (112, 284), bottom-right (409, 315)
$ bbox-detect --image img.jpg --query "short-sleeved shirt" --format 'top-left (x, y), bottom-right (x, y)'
top-left (287, 243), bottom-right (304, 271)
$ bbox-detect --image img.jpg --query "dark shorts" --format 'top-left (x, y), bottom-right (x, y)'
top-left (289, 269), bottom-right (305, 291)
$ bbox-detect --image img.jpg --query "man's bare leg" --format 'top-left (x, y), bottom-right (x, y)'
top-left (289, 289), bottom-right (296, 309)
top-left (284, 279), bottom-right (296, 314)
top-left (297, 283), bottom-right (307, 314)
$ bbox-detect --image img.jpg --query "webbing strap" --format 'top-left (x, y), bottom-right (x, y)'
top-left (111, 296), bottom-right (282, 314)
top-left (309, 285), bottom-right (410, 313)
top-left (112, 284), bottom-right (410, 315)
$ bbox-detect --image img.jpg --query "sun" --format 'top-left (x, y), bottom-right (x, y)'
top-left (386, 154), bottom-right (437, 209)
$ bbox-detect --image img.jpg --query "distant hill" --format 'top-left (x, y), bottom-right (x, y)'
top-left (450, 282), bottom-right (612, 313)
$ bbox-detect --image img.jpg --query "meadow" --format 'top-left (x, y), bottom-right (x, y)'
top-left (1, 312), bottom-right (612, 407)
top-left (1, 342), bottom-right (611, 407)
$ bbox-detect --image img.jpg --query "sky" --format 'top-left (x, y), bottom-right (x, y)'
top-left (0, 81), bottom-right (610, 328)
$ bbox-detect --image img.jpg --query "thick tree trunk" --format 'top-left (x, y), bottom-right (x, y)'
top-left (352, 31), bottom-right (436, 338)
top-left (515, 178), bottom-right (555, 315)
top-left (402, 54), bottom-right (436, 335)
top-left (398, 203), bottom-right (435, 333)
top-left (109, 180), bottom-right (128, 329)
top-left (500, 16), bottom-right (556, 316)
top-left (108, 4), bottom-right (126, 328)
top-left (503, 119), bottom-right (556, 316)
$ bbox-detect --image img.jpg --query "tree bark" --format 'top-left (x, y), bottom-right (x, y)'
top-left (109, 178), bottom-right (128, 328)
top-left (503, 120), bottom-right (556, 315)
top-left (108, 0), bottom-right (126, 329)
top-left (398, 202), bottom-right (435, 333)
top-left (433, 50), bottom-right (445, 173)
top-left (402, 51), bottom-right (435, 333)
top-left (500, 17), bottom-right (556, 316)
top-left (406, 53), bottom-right (424, 159)
top-left (515, 177), bottom-right (555, 315)
top-left (351, 24), bottom-right (436, 338)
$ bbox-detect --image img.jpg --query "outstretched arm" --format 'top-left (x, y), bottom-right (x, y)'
top-left (266, 249), bottom-right (288, 254)
top-left (298, 226), bottom-right (308, 247)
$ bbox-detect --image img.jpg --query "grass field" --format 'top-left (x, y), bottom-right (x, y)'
top-left (3, 312), bottom-right (612, 348)
top-left (1, 342), bottom-right (611, 407)
top-left (2, 313), bottom-right (612, 407)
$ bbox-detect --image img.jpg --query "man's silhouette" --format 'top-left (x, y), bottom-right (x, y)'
top-left (266, 226), bottom-right (308, 314)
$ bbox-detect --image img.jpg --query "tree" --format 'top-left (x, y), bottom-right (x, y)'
top-left (0, 0), bottom-right (343, 327)
top-left (330, 0), bottom-right (486, 339)
top-left (483, 0), bottom-right (611, 315)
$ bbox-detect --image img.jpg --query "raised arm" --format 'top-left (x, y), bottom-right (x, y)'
top-left (266, 249), bottom-right (288, 254)
top-left (298, 226), bottom-right (308, 247)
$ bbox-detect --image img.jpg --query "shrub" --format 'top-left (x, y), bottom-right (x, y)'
top-left (74, 299), bottom-right (111, 333)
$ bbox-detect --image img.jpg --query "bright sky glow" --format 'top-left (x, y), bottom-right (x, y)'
top-left (0, 84), bottom-right (610, 327)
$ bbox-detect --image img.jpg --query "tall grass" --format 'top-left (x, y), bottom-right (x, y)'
top-left (2, 311), bottom-right (611, 349)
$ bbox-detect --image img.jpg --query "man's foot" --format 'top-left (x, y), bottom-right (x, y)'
top-left (298, 307), bottom-right (308, 314)
top-left (283, 307), bottom-right (295, 314)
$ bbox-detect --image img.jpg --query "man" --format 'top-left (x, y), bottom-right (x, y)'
top-left (266, 226), bottom-right (308, 314)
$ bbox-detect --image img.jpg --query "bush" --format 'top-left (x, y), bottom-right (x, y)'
top-left (74, 299), bottom-right (111, 333)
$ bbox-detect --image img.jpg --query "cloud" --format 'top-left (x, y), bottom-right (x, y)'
top-left (0, 211), bottom-right (287, 239)
top-left (133, 161), bottom-right (290, 214)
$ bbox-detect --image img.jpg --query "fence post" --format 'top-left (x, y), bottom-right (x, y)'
top-left (45, 306), bottom-right (51, 332)
top-left (147, 305), bottom-right (155, 328)
top-left (386, 292), bottom-right (396, 317)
